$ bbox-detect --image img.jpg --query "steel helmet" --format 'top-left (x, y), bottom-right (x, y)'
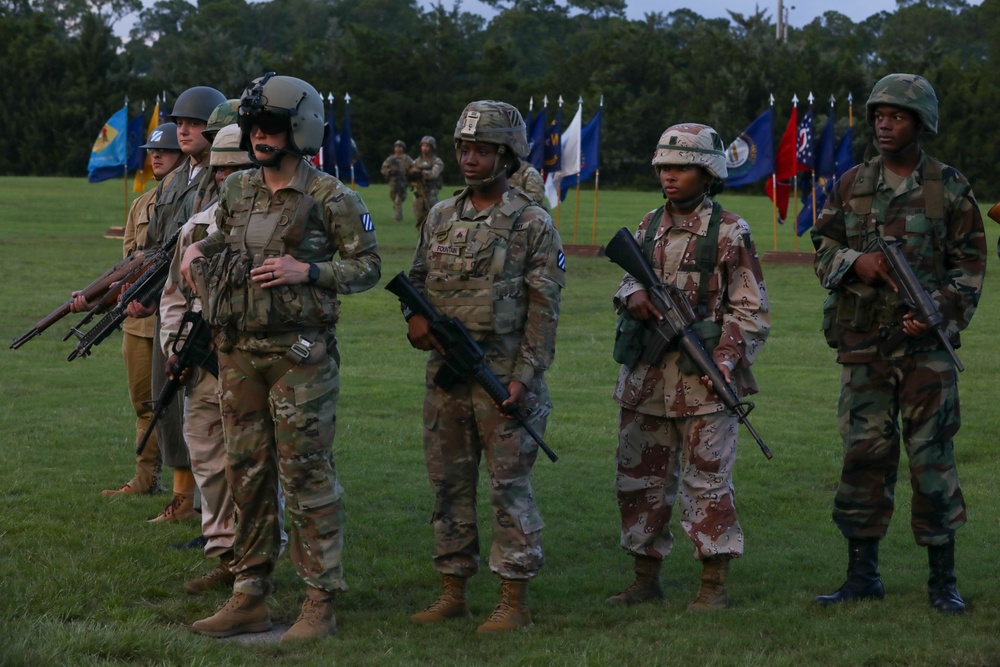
top-left (139, 122), bottom-right (181, 151)
top-left (210, 124), bottom-right (252, 168)
top-left (453, 100), bottom-right (529, 158)
top-left (865, 73), bottom-right (938, 134)
top-left (238, 72), bottom-right (325, 156)
top-left (169, 86), bottom-right (227, 123)
top-left (420, 135), bottom-right (437, 150)
top-left (203, 99), bottom-right (240, 141)
top-left (651, 123), bottom-right (728, 180)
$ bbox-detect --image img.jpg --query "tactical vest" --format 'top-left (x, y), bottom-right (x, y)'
top-left (197, 170), bottom-right (340, 332)
top-left (425, 192), bottom-right (534, 335)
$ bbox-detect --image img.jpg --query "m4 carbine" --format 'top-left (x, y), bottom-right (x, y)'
top-left (605, 227), bottom-right (772, 460)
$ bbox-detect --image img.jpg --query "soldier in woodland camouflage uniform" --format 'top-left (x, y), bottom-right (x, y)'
top-left (181, 73), bottom-right (380, 641)
top-left (607, 123), bottom-right (769, 612)
top-left (381, 139), bottom-right (415, 222)
top-left (811, 74), bottom-right (985, 615)
top-left (408, 135), bottom-right (445, 229)
top-left (403, 100), bottom-right (565, 633)
top-left (507, 160), bottom-right (546, 209)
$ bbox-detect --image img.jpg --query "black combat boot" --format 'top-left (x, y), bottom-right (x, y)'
top-left (814, 538), bottom-right (886, 606)
top-left (927, 535), bottom-right (965, 615)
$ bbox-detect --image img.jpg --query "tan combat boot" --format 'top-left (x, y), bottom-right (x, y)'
top-left (281, 587), bottom-right (337, 642)
top-left (148, 492), bottom-right (197, 522)
top-left (606, 555), bottom-right (664, 606)
top-left (687, 555), bottom-right (731, 612)
top-left (184, 552), bottom-right (236, 595)
top-left (476, 578), bottom-right (532, 634)
top-left (190, 592), bottom-right (272, 638)
top-left (410, 575), bottom-right (472, 624)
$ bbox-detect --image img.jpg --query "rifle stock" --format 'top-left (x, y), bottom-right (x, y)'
top-left (606, 227), bottom-right (772, 460)
top-left (385, 272), bottom-right (558, 463)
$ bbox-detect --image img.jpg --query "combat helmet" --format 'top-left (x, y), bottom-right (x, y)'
top-left (420, 135), bottom-right (437, 150)
top-left (394, 139), bottom-right (406, 149)
top-left (210, 124), bottom-right (252, 168)
top-left (865, 73), bottom-right (938, 134)
top-left (238, 72), bottom-right (325, 157)
top-left (651, 123), bottom-right (728, 181)
top-left (203, 99), bottom-right (240, 142)
top-left (139, 122), bottom-right (181, 151)
top-left (453, 100), bottom-right (529, 186)
top-left (169, 86), bottom-right (227, 123)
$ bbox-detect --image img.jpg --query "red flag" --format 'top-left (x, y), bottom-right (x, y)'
top-left (765, 106), bottom-right (797, 222)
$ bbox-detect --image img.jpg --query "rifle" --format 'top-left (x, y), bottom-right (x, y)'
top-left (407, 165), bottom-right (428, 201)
top-left (385, 272), bottom-right (558, 463)
top-left (876, 237), bottom-right (964, 371)
top-left (10, 250), bottom-right (147, 350)
top-left (136, 310), bottom-right (218, 455)
top-left (66, 229), bottom-right (181, 361)
top-left (605, 227), bottom-right (772, 460)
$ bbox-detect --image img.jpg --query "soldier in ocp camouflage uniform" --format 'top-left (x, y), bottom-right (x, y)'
top-left (381, 139), bottom-right (415, 222)
top-left (408, 135), bottom-right (445, 229)
top-left (181, 73), bottom-right (380, 641)
top-left (403, 100), bottom-right (565, 634)
top-left (507, 160), bottom-right (546, 209)
top-left (811, 74), bottom-right (985, 615)
top-left (607, 123), bottom-right (769, 612)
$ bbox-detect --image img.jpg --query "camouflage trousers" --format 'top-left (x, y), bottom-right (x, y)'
top-left (389, 181), bottom-right (407, 222)
top-left (219, 343), bottom-right (346, 597)
top-left (615, 408), bottom-right (744, 561)
top-left (421, 375), bottom-right (548, 580)
top-left (412, 190), bottom-right (438, 230)
top-left (834, 352), bottom-right (966, 546)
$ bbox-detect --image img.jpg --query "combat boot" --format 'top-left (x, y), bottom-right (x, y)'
top-left (606, 555), bottom-right (664, 606)
top-left (687, 555), bottom-right (731, 612)
top-left (190, 592), bottom-right (271, 638)
top-left (814, 538), bottom-right (886, 606)
top-left (410, 575), bottom-right (472, 624)
top-left (184, 552), bottom-right (236, 595)
top-left (148, 492), bottom-right (197, 523)
top-left (281, 587), bottom-right (337, 642)
top-left (928, 535), bottom-right (965, 614)
top-left (476, 578), bottom-right (532, 634)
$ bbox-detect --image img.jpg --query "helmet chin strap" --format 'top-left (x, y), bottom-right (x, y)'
top-left (464, 145), bottom-right (508, 188)
top-left (249, 143), bottom-right (287, 169)
top-left (664, 190), bottom-right (707, 212)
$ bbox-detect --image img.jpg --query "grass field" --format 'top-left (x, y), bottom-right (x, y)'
top-left (2, 176), bottom-right (1000, 666)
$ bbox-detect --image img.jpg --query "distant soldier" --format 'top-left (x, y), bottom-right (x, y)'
top-left (408, 135), bottom-right (444, 229)
top-left (381, 139), bottom-right (415, 222)
top-left (507, 160), bottom-right (546, 209)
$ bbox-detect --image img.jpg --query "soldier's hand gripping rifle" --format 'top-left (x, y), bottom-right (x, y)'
top-left (136, 310), bottom-right (218, 455)
top-left (876, 237), bottom-right (964, 372)
top-left (10, 249), bottom-right (147, 350)
top-left (385, 272), bottom-right (558, 463)
top-left (605, 227), bottom-right (772, 460)
top-left (66, 229), bottom-right (181, 361)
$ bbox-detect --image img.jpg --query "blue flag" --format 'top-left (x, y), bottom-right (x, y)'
top-left (560, 107), bottom-right (601, 198)
top-left (796, 127), bottom-right (855, 236)
top-left (723, 108), bottom-right (774, 189)
top-left (527, 108), bottom-right (546, 171)
top-left (796, 108), bottom-right (814, 171)
top-left (543, 106), bottom-right (562, 175)
top-left (88, 105), bottom-right (129, 183)
top-left (321, 108), bottom-right (339, 178)
top-left (125, 113), bottom-right (146, 173)
top-left (336, 99), bottom-right (369, 187)
top-left (815, 112), bottom-right (836, 178)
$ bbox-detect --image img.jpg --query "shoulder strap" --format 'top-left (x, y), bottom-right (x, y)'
top-left (641, 205), bottom-right (665, 264)
top-left (922, 156), bottom-right (944, 221)
top-left (849, 159), bottom-right (879, 217)
top-left (694, 201), bottom-right (722, 316)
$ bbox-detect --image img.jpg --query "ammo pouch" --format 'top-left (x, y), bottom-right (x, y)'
top-left (613, 313), bottom-right (646, 368)
top-left (677, 320), bottom-right (721, 376)
top-left (822, 282), bottom-right (881, 348)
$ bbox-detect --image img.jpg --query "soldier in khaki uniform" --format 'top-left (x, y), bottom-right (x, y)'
top-left (381, 139), bottom-right (414, 222)
top-left (408, 135), bottom-right (444, 229)
top-left (404, 100), bottom-right (565, 633)
top-left (607, 124), bottom-right (769, 612)
top-left (182, 73), bottom-right (380, 642)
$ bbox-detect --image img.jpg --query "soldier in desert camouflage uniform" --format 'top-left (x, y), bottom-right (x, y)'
top-left (812, 74), bottom-right (985, 615)
top-left (607, 123), bottom-right (769, 612)
top-left (403, 100), bottom-right (565, 633)
top-left (181, 73), bottom-right (380, 641)
top-left (408, 135), bottom-right (445, 229)
top-left (381, 139), bottom-right (415, 222)
top-left (507, 159), bottom-right (546, 209)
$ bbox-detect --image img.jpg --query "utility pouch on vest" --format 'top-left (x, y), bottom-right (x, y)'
top-left (677, 320), bottom-right (722, 376)
top-left (821, 291), bottom-right (840, 348)
top-left (612, 313), bottom-right (646, 368)
top-left (198, 245), bottom-right (251, 329)
top-left (426, 272), bottom-right (494, 332)
top-left (836, 282), bottom-right (878, 333)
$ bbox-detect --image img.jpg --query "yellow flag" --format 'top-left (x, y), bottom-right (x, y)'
top-left (132, 101), bottom-right (160, 193)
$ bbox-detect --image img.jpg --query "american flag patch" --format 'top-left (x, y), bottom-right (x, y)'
top-left (557, 250), bottom-right (566, 271)
top-left (360, 212), bottom-right (374, 232)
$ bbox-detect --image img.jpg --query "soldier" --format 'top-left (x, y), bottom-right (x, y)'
top-left (403, 100), bottom-right (565, 633)
top-left (181, 73), bottom-right (381, 641)
top-left (507, 159), bottom-right (546, 209)
top-left (606, 124), bottom-right (769, 612)
top-left (811, 74), bottom-right (985, 615)
top-left (407, 135), bottom-right (444, 229)
top-left (381, 139), bottom-right (415, 222)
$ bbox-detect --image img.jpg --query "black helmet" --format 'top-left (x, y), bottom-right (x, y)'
top-left (139, 122), bottom-right (181, 151)
top-left (169, 86), bottom-right (227, 123)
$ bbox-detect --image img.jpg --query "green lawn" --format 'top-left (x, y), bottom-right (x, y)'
top-left (2, 176), bottom-right (1000, 666)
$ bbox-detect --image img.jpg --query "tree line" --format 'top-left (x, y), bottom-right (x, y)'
top-left (2, 0), bottom-right (998, 199)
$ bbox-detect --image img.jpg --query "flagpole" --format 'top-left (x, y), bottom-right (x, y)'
top-left (769, 94), bottom-right (778, 251)
top-left (540, 95), bottom-right (548, 184)
top-left (591, 96), bottom-right (602, 245)
top-left (792, 94), bottom-right (803, 252)
top-left (571, 97), bottom-right (583, 243)
top-left (123, 96), bottom-right (130, 225)
top-left (555, 95), bottom-right (563, 231)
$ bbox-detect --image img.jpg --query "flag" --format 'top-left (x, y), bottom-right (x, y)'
top-left (320, 102), bottom-right (339, 178)
top-left (765, 106), bottom-right (798, 222)
top-left (795, 127), bottom-right (855, 236)
top-left (527, 107), bottom-right (546, 171)
top-left (794, 112), bottom-right (837, 234)
top-left (796, 108), bottom-right (814, 172)
top-left (125, 113), bottom-right (146, 173)
top-left (133, 100), bottom-right (161, 192)
top-left (542, 104), bottom-right (564, 208)
top-left (559, 107), bottom-right (601, 197)
top-left (815, 112), bottom-right (836, 178)
top-left (723, 108), bottom-right (774, 188)
top-left (87, 105), bottom-right (129, 183)
top-left (336, 95), bottom-right (369, 187)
